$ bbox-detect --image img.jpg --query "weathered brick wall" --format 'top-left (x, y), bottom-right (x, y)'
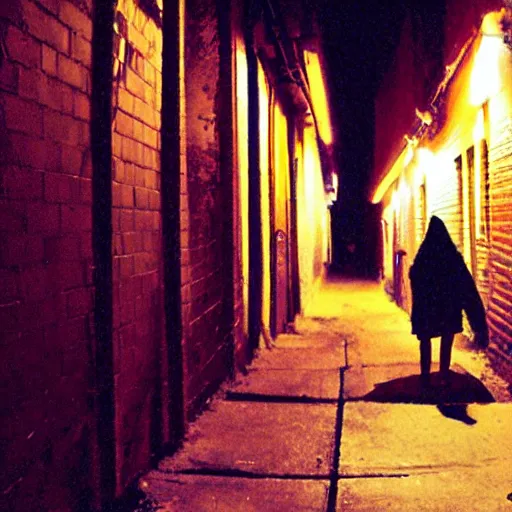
top-left (0, 0), bottom-right (95, 510)
top-left (183, 0), bottom-right (233, 417)
top-left (111, 0), bottom-right (165, 491)
top-left (1, 0), bottom-right (238, 506)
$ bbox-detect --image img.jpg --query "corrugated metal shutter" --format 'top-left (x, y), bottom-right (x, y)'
top-left (415, 183), bottom-right (427, 246)
top-left (488, 125), bottom-right (512, 363)
top-left (430, 155), bottom-right (464, 251)
top-left (466, 146), bottom-right (477, 277)
top-left (475, 139), bottom-right (490, 306)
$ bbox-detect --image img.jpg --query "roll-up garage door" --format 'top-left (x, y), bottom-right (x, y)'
top-left (430, 155), bottom-right (464, 252)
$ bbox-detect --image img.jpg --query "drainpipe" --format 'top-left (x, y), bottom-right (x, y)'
top-left (161, 0), bottom-right (185, 449)
top-left (268, 87), bottom-right (278, 338)
top-left (216, 0), bottom-right (236, 375)
top-left (91, 0), bottom-right (115, 506)
top-left (287, 119), bottom-right (301, 318)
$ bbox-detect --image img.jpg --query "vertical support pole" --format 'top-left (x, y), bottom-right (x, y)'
top-left (161, 0), bottom-right (185, 448)
top-left (268, 88), bottom-right (277, 339)
top-left (217, 0), bottom-right (237, 376)
top-left (91, 0), bottom-right (115, 505)
top-left (288, 120), bottom-right (300, 319)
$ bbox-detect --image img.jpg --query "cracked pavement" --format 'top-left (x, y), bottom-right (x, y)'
top-left (127, 277), bottom-right (512, 511)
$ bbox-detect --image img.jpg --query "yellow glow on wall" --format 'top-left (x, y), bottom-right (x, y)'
top-left (414, 148), bottom-right (434, 186)
top-left (236, 40), bottom-right (250, 337)
top-left (399, 179), bottom-right (410, 203)
top-left (470, 15), bottom-right (503, 106)
top-left (391, 189), bottom-right (400, 212)
top-left (372, 146), bottom-right (408, 204)
top-left (304, 51), bottom-right (333, 145)
top-left (303, 128), bottom-right (319, 209)
top-left (425, 147), bottom-right (447, 195)
top-left (297, 124), bottom-right (329, 313)
top-left (274, 101), bottom-right (289, 231)
top-left (258, 59), bottom-right (271, 331)
top-left (403, 144), bottom-right (414, 168)
top-left (382, 205), bottom-right (394, 281)
top-left (472, 107), bottom-right (485, 141)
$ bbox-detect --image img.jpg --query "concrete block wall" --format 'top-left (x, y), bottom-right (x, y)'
top-left (111, 0), bottom-right (166, 492)
top-left (183, 0), bottom-right (234, 418)
top-left (0, 1), bottom-right (95, 510)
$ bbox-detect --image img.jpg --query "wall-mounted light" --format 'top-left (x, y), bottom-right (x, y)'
top-left (304, 50), bottom-right (333, 145)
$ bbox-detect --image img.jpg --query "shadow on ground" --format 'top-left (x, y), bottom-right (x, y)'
top-left (362, 370), bottom-right (495, 406)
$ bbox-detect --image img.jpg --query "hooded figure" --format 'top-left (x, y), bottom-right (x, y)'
top-left (409, 216), bottom-right (488, 386)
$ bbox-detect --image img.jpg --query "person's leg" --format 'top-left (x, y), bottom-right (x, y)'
top-left (440, 333), bottom-right (455, 382)
top-left (419, 337), bottom-right (432, 386)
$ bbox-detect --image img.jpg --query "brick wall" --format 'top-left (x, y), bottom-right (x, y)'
top-left (0, 0), bottom-right (95, 510)
top-left (1, 0), bottom-right (240, 507)
top-left (183, 0), bottom-right (234, 418)
top-left (111, 0), bottom-right (166, 491)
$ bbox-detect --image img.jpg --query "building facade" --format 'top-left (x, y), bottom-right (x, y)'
top-left (372, 0), bottom-right (512, 377)
top-left (0, 0), bottom-right (335, 509)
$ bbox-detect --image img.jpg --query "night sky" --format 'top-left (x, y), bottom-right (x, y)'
top-left (317, 0), bottom-right (406, 267)
top-left (319, 1), bottom-right (405, 200)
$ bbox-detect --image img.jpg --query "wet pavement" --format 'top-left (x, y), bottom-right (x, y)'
top-left (127, 277), bottom-right (512, 511)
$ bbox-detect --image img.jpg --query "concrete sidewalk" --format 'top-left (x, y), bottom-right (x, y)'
top-left (130, 278), bottom-right (512, 511)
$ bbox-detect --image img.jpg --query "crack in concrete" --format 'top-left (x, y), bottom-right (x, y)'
top-left (326, 368), bottom-right (345, 512)
top-left (339, 473), bottom-right (410, 479)
top-left (361, 362), bottom-right (422, 368)
top-left (224, 391), bottom-right (338, 404)
top-left (157, 467), bottom-right (331, 480)
top-left (340, 457), bottom-right (505, 476)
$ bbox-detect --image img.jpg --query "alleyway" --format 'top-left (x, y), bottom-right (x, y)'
top-left (128, 277), bottom-right (512, 511)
